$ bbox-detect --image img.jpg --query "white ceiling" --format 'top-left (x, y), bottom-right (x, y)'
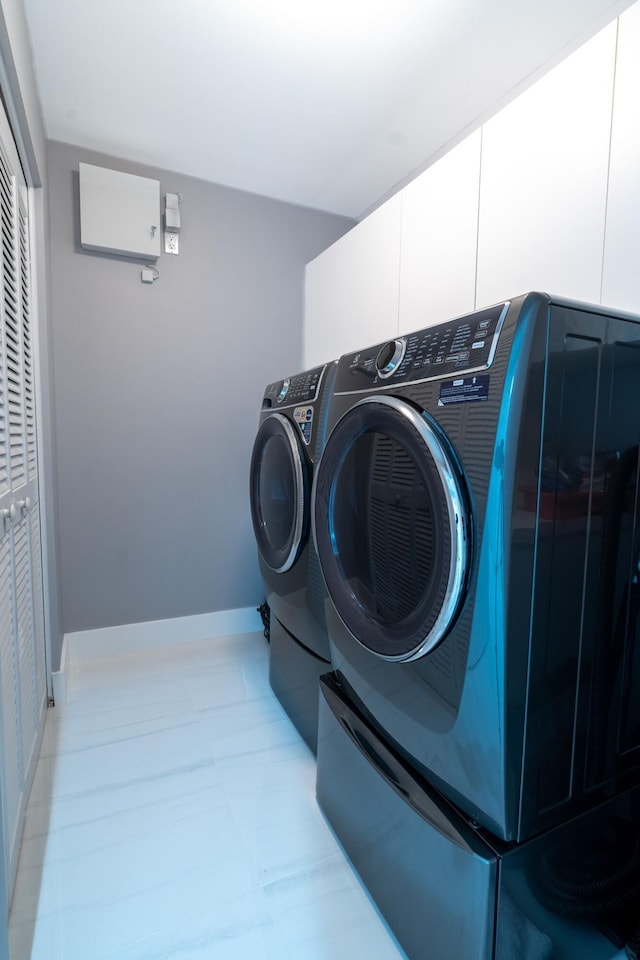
top-left (23, 0), bottom-right (633, 219)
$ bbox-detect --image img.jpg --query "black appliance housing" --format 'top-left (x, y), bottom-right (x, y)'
top-left (313, 292), bottom-right (640, 843)
top-left (317, 672), bottom-right (640, 960)
top-left (250, 361), bottom-right (336, 750)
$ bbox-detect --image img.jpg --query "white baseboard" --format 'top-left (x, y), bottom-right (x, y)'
top-left (51, 633), bottom-right (70, 705)
top-left (62, 606), bottom-right (263, 669)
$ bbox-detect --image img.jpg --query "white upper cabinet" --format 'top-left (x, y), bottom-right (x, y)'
top-left (476, 22), bottom-right (617, 309)
top-left (303, 194), bottom-right (401, 368)
top-left (398, 131), bottom-right (481, 335)
top-left (602, 4), bottom-right (640, 312)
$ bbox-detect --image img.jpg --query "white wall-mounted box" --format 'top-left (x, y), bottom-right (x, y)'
top-left (79, 162), bottom-right (161, 260)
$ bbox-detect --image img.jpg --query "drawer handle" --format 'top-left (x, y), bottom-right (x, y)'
top-left (340, 717), bottom-right (409, 798)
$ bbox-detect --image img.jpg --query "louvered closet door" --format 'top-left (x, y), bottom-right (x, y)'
top-left (0, 99), bottom-right (46, 895)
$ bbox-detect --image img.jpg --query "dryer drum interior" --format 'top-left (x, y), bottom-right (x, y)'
top-left (314, 394), bottom-right (470, 661)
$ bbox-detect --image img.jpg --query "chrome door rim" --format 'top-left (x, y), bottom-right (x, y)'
top-left (313, 394), bottom-right (469, 661)
top-left (255, 413), bottom-right (306, 573)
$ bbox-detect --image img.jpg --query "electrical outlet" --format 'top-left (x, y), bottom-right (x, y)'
top-left (164, 232), bottom-right (179, 255)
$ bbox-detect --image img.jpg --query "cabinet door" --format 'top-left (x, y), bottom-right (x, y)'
top-left (0, 100), bottom-right (46, 897)
top-left (476, 22), bottom-right (617, 309)
top-left (303, 194), bottom-right (401, 367)
top-left (14, 517), bottom-right (37, 791)
top-left (16, 184), bottom-right (44, 775)
top-left (601, 3), bottom-right (640, 311)
top-left (399, 131), bottom-right (481, 334)
top-left (0, 533), bottom-right (20, 879)
top-left (79, 162), bottom-right (161, 260)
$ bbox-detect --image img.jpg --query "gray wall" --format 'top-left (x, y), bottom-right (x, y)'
top-left (47, 140), bottom-right (353, 635)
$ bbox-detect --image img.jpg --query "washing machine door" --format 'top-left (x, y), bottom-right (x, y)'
top-left (313, 395), bottom-right (470, 661)
top-left (250, 413), bottom-right (309, 573)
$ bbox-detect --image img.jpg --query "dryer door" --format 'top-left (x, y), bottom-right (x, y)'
top-left (250, 413), bottom-right (309, 573)
top-left (314, 396), bottom-right (470, 661)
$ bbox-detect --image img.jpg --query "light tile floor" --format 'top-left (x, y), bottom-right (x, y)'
top-left (8, 631), bottom-right (409, 960)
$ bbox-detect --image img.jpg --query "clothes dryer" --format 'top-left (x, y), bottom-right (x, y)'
top-left (313, 292), bottom-right (640, 842)
top-left (250, 361), bottom-right (337, 750)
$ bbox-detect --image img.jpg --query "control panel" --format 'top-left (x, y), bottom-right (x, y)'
top-left (262, 364), bottom-right (325, 408)
top-left (336, 303), bottom-right (508, 393)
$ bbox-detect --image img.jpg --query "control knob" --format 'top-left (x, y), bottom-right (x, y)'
top-left (276, 378), bottom-right (291, 402)
top-left (375, 339), bottom-right (406, 378)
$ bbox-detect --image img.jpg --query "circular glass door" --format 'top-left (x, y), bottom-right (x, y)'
top-left (250, 413), bottom-right (309, 572)
top-left (313, 396), bottom-right (470, 661)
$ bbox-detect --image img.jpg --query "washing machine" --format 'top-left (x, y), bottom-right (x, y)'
top-left (250, 360), bottom-right (337, 751)
top-left (312, 292), bottom-right (640, 843)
